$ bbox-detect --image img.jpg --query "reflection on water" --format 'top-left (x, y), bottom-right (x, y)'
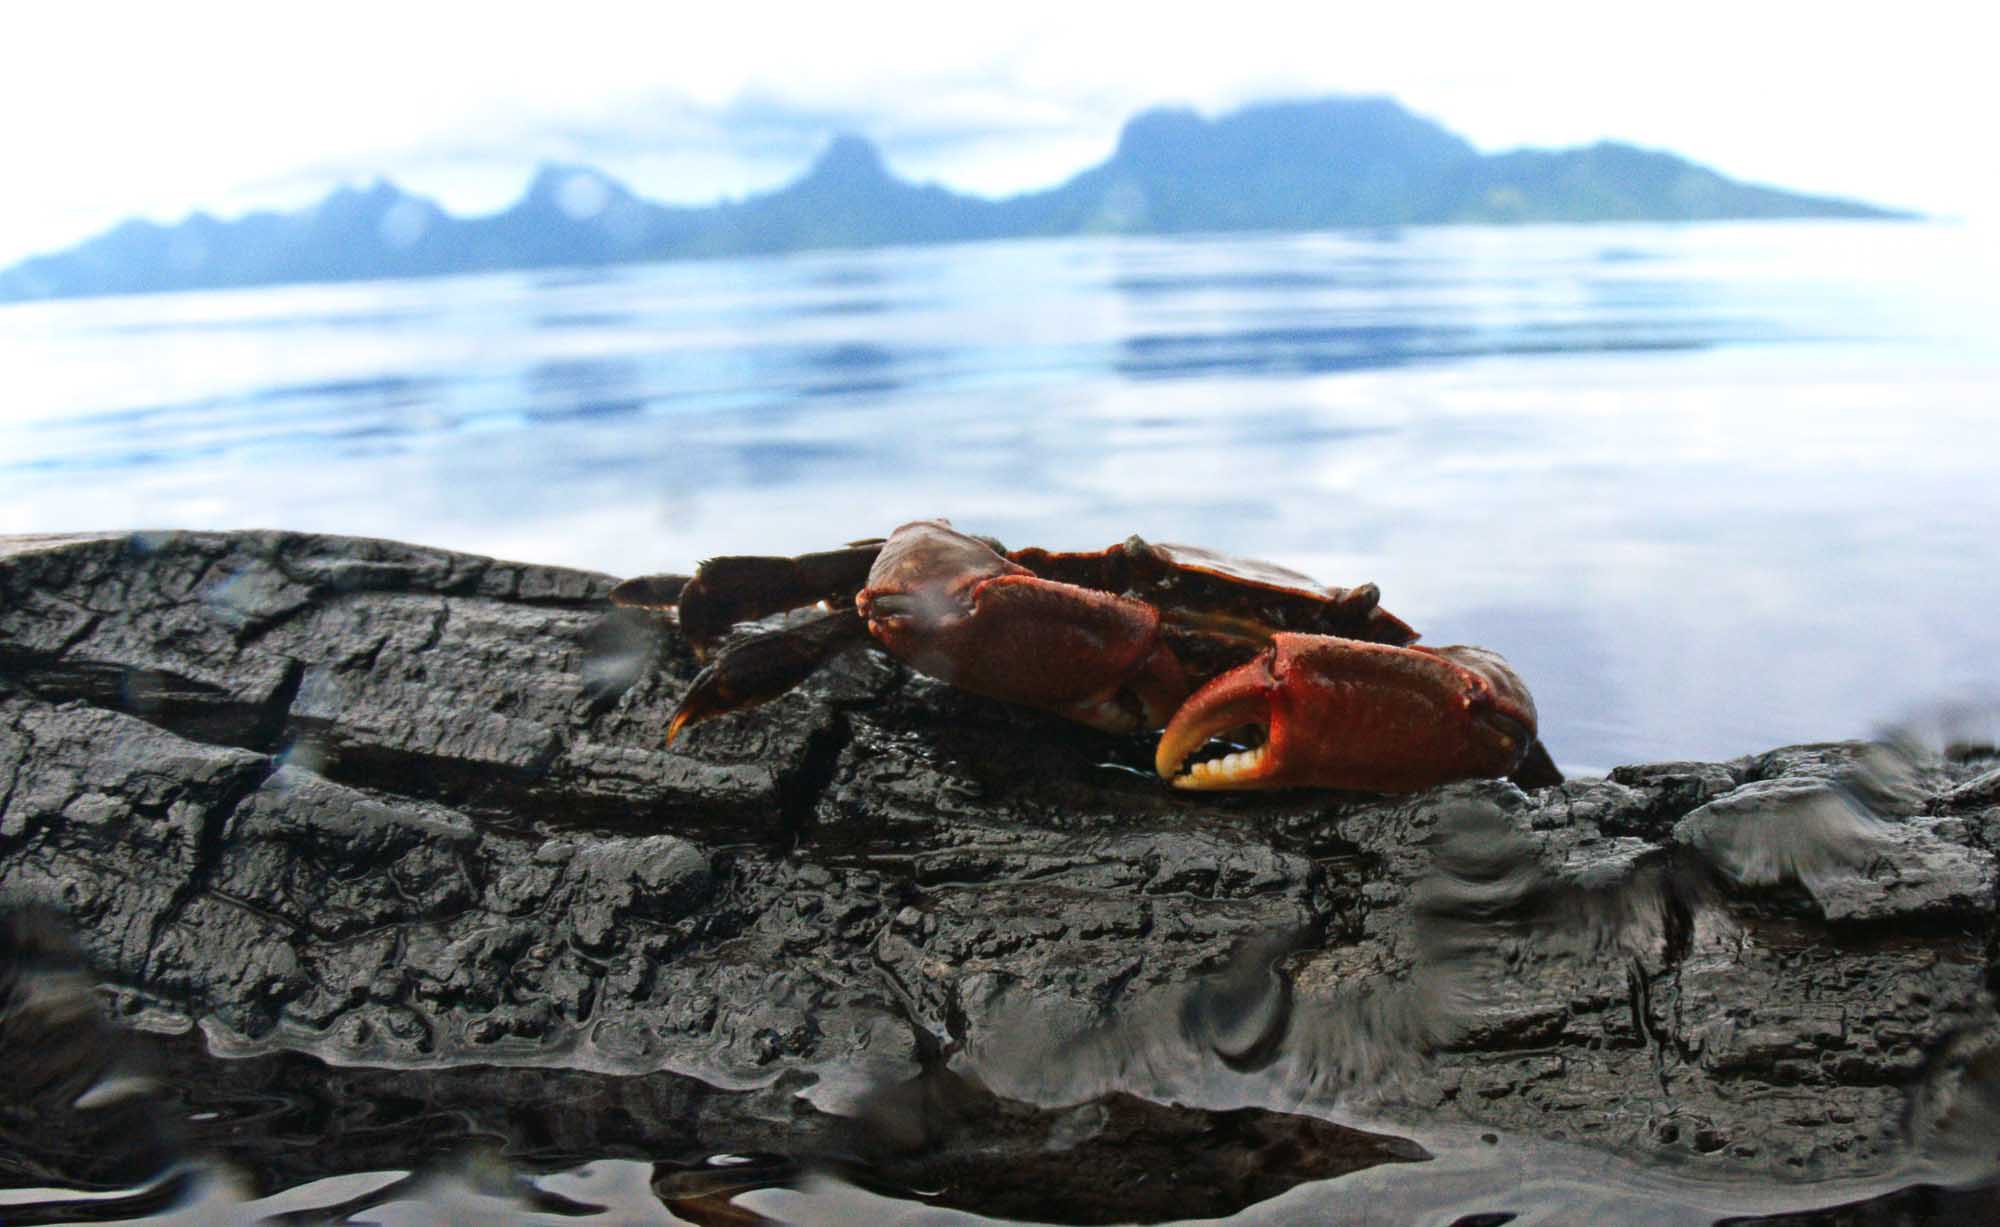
top-left (3, 222), bottom-right (1999, 773)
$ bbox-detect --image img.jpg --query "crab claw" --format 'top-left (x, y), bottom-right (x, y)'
top-left (859, 520), bottom-right (1189, 732)
top-left (1154, 634), bottom-right (1538, 793)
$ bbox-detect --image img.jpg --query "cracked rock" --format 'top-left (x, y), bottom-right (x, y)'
top-left (1, 529), bottom-right (1997, 1200)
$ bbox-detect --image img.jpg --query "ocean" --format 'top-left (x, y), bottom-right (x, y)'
top-left (7, 219), bottom-right (1997, 772)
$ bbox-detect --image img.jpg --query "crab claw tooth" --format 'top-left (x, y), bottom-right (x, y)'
top-left (1155, 654), bottom-right (1278, 788)
top-left (1157, 634), bottom-right (1538, 793)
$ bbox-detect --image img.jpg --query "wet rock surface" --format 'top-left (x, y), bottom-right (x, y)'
top-left (3, 530), bottom-right (1999, 1222)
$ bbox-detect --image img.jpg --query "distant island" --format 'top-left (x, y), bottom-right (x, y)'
top-left (0, 96), bottom-right (1909, 302)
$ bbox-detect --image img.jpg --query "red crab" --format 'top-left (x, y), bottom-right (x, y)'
top-left (611, 519), bottom-right (1559, 793)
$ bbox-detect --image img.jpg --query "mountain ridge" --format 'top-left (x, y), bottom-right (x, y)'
top-left (0, 95), bottom-right (1910, 302)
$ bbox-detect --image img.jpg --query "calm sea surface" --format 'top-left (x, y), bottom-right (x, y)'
top-left (4, 220), bottom-right (1998, 771)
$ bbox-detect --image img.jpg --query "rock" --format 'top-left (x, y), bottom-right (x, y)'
top-left (3, 530), bottom-right (1998, 1218)
top-left (1937, 764), bottom-right (2000, 812)
top-left (1675, 777), bottom-right (1996, 923)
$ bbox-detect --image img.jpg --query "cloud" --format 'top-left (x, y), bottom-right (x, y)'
top-left (0, 0), bottom-right (1991, 265)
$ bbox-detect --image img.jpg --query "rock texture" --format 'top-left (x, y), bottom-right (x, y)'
top-left (3, 530), bottom-right (1999, 1220)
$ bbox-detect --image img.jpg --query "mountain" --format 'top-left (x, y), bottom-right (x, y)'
top-left (1017, 97), bottom-right (1482, 233)
top-left (0, 96), bottom-right (1909, 302)
top-left (703, 135), bottom-right (1005, 254)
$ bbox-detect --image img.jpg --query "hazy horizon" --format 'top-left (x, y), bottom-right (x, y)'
top-left (4, 2), bottom-right (1991, 269)
top-left (10, 100), bottom-right (1921, 264)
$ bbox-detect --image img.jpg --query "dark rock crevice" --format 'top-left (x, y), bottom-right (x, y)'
top-left (142, 756), bottom-right (280, 966)
top-left (778, 707), bottom-right (855, 847)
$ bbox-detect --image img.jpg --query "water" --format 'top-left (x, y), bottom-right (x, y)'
top-left (8, 226), bottom-right (2000, 1217)
top-left (4, 220), bottom-right (1999, 771)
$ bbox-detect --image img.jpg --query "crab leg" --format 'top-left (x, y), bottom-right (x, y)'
top-left (664, 607), bottom-right (871, 744)
top-left (1155, 635), bottom-right (1538, 793)
top-left (613, 542), bottom-right (883, 657)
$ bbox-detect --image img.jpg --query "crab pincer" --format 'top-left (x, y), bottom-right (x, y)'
top-left (858, 521), bottom-right (1190, 733)
top-left (1154, 636), bottom-right (1538, 793)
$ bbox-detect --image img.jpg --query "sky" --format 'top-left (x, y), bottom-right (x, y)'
top-left (2, 2), bottom-right (1993, 267)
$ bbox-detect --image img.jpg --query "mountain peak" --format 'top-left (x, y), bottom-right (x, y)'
top-left (803, 134), bottom-right (890, 186)
top-left (1112, 96), bottom-right (1475, 172)
top-left (314, 178), bottom-right (413, 221)
top-left (516, 164), bottom-right (634, 222)
top-left (1114, 107), bottom-right (1206, 161)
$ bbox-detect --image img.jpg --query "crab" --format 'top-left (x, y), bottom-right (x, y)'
top-left (611, 519), bottom-right (1559, 793)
